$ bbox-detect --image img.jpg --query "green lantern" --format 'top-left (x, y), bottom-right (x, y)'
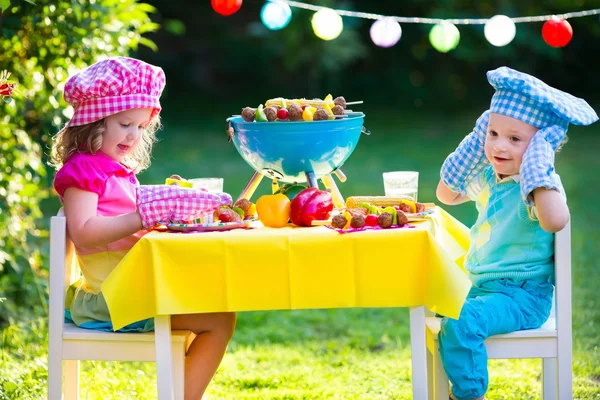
top-left (429, 22), bottom-right (460, 53)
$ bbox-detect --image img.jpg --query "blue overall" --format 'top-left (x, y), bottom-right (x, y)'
top-left (439, 279), bottom-right (553, 399)
top-left (439, 167), bottom-right (556, 399)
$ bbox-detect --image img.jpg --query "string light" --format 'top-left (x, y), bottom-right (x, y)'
top-left (429, 22), bottom-right (460, 53)
top-left (484, 15), bottom-right (516, 47)
top-left (311, 7), bottom-right (343, 40)
top-left (542, 17), bottom-right (573, 47)
top-left (271, 1), bottom-right (600, 48)
top-left (261, 0), bottom-right (292, 30)
top-left (279, 1), bottom-right (600, 25)
top-left (211, 0), bottom-right (243, 16)
top-left (370, 18), bottom-right (402, 48)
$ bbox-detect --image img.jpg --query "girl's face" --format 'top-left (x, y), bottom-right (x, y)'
top-left (485, 113), bottom-right (538, 179)
top-left (101, 108), bottom-right (153, 163)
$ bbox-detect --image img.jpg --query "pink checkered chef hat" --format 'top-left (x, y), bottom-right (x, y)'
top-left (63, 57), bottom-right (166, 128)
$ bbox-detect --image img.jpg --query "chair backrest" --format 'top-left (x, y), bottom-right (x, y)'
top-left (49, 209), bottom-right (80, 336)
top-left (553, 221), bottom-right (572, 337)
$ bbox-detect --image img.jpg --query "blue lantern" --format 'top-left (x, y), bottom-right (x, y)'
top-left (261, 0), bottom-right (292, 31)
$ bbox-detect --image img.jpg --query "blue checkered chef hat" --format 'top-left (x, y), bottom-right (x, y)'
top-left (487, 67), bottom-right (598, 146)
top-left (486, 67), bottom-right (598, 205)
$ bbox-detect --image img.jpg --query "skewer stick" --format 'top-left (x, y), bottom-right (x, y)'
top-left (231, 111), bottom-right (363, 121)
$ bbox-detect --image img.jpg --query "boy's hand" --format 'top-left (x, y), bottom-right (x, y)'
top-left (440, 110), bottom-right (490, 195)
top-left (520, 125), bottom-right (566, 205)
top-left (136, 185), bottom-right (230, 228)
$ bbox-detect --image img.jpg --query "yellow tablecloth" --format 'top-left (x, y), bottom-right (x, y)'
top-left (102, 207), bottom-right (472, 330)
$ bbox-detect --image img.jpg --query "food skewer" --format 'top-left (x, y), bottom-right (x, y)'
top-left (310, 203), bottom-right (436, 226)
top-left (231, 110), bottom-right (361, 119)
top-left (264, 95), bottom-right (360, 110)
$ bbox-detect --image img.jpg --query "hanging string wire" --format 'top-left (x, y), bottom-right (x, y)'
top-left (280, 0), bottom-right (600, 25)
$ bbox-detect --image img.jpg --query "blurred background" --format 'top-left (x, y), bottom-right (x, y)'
top-left (1, 0), bottom-right (599, 398)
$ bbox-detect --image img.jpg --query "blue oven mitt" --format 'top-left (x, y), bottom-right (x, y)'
top-left (441, 110), bottom-right (490, 195)
top-left (520, 125), bottom-right (566, 205)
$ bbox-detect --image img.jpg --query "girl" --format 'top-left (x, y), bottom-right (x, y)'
top-left (50, 57), bottom-right (235, 400)
top-left (436, 67), bottom-right (598, 400)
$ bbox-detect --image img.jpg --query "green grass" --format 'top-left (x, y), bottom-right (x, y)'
top-left (2, 103), bottom-right (600, 399)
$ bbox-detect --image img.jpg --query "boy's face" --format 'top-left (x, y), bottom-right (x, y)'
top-left (485, 113), bottom-right (539, 178)
top-left (101, 108), bottom-right (152, 163)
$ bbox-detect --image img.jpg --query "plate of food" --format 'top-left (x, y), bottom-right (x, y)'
top-left (311, 198), bottom-right (436, 233)
top-left (405, 207), bottom-right (436, 221)
top-left (166, 220), bottom-right (255, 233)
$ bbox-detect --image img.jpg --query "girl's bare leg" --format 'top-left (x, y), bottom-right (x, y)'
top-left (171, 312), bottom-right (236, 400)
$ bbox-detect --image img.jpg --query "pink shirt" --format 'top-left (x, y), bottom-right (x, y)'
top-left (54, 151), bottom-right (146, 292)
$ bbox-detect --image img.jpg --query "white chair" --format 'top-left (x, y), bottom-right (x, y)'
top-left (420, 222), bottom-right (572, 400)
top-left (48, 210), bottom-right (194, 400)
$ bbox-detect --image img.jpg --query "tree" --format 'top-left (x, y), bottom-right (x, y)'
top-left (0, 0), bottom-right (159, 324)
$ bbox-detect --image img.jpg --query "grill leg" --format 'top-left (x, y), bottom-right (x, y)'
top-left (237, 171), bottom-right (264, 202)
top-left (305, 171), bottom-right (319, 188)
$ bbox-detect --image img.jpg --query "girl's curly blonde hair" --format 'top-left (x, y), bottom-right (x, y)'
top-left (49, 116), bottom-right (161, 172)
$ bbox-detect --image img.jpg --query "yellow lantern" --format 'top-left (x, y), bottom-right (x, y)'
top-left (311, 8), bottom-right (343, 41)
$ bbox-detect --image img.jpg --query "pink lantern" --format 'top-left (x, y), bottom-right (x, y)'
top-left (370, 18), bottom-right (402, 48)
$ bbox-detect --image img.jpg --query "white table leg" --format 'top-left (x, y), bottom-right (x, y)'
top-left (410, 306), bottom-right (428, 400)
top-left (155, 315), bottom-right (174, 400)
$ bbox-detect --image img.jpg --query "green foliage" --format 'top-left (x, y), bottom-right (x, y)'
top-left (0, 0), bottom-right (159, 324)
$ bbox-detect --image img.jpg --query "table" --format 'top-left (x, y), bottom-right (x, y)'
top-left (102, 207), bottom-right (472, 399)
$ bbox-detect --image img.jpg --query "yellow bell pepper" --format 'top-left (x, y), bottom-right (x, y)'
top-left (324, 94), bottom-right (335, 109)
top-left (302, 106), bottom-right (317, 121)
top-left (256, 194), bottom-right (291, 228)
top-left (323, 102), bottom-right (335, 120)
top-left (247, 203), bottom-right (257, 217)
top-left (400, 199), bottom-right (417, 213)
top-left (342, 211), bottom-right (353, 230)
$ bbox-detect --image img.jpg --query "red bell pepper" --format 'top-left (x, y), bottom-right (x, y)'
top-left (290, 187), bottom-right (334, 227)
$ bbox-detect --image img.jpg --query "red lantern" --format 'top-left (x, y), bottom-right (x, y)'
top-left (542, 17), bottom-right (573, 48)
top-left (211, 0), bottom-right (242, 16)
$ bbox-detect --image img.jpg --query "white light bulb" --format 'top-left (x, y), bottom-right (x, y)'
top-left (311, 8), bottom-right (343, 41)
top-left (370, 18), bottom-right (402, 48)
top-left (484, 15), bottom-right (516, 47)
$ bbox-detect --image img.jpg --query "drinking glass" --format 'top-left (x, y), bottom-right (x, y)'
top-left (382, 171), bottom-right (419, 201)
top-left (189, 177), bottom-right (224, 193)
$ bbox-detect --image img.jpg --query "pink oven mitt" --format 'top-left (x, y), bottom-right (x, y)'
top-left (136, 185), bottom-right (232, 228)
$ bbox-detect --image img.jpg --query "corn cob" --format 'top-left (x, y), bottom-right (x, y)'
top-left (265, 95), bottom-right (335, 109)
top-left (345, 195), bottom-right (415, 209)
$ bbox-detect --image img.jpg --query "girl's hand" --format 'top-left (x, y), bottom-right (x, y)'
top-left (63, 187), bottom-right (144, 248)
top-left (136, 185), bottom-right (229, 228)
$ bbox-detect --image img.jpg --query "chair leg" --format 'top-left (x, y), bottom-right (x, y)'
top-left (557, 349), bottom-right (573, 399)
top-left (410, 306), bottom-right (429, 400)
top-left (64, 360), bottom-right (80, 400)
top-left (542, 358), bottom-right (558, 400)
top-left (433, 344), bottom-right (449, 400)
top-left (172, 341), bottom-right (186, 400)
top-left (155, 315), bottom-right (175, 400)
top-left (47, 355), bottom-right (63, 400)
top-left (427, 348), bottom-right (434, 400)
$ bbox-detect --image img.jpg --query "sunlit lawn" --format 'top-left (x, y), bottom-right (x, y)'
top-left (1, 102), bottom-right (599, 399)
